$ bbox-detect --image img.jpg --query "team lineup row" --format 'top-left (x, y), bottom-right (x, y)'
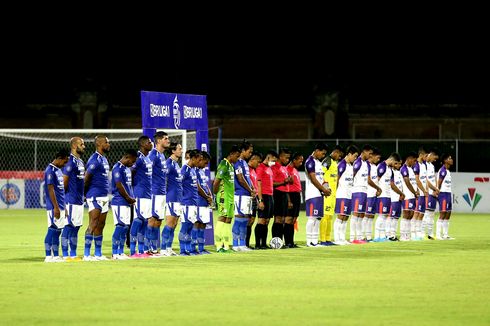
top-left (42, 133), bottom-right (454, 262)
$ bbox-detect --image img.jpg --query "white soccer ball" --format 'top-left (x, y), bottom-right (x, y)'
top-left (269, 237), bottom-right (284, 249)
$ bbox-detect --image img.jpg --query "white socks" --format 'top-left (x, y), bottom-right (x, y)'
top-left (306, 217), bottom-right (319, 245)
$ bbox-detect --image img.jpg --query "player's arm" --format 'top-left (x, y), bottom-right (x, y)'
top-left (390, 180), bottom-right (405, 201)
top-left (427, 178), bottom-right (439, 196)
top-left (368, 164), bottom-right (382, 196)
top-left (256, 179), bottom-right (264, 210)
top-left (197, 182), bottom-right (213, 205)
top-left (63, 174), bottom-right (70, 191)
top-left (212, 177), bottom-right (221, 195)
top-left (116, 181), bottom-right (136, 205)
top-left (84, 172), bottom-right (92, 196)
top-left (437, 170), bottom-right (446, 191)
top-left (236, 172), bottom-right (255, 195)
top-left (414, 174), bottom-right (428, 197)
top-left (403, 176), bottom-right (418, 197)
top-left (48, 184), bottom-right (60, 218)
top-left (309, 171), bottom-right (331, 196)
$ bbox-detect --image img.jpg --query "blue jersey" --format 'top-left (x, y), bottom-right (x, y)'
top-left (181, 165), bottom-right (198, 206)
top-left (133, 151), bottom-right (152, 199)
top-left (234, 158), bottom-right (253, 196)
top-left (63, 154), bottom-right (85, 205)
top-left (86, 152), bottom-right (110, 197)
top-left (44, 163), bottom-right (65, 210)
top-left (166, 158), bottom-right (182, 202)
top-left (111, 162), bottom-right (134, 206)
top-left (197, 167), bottom-right (211, 207)
top-left (148, 148), bottom-right (168, 195)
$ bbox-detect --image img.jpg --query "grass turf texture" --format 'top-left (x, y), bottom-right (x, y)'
top-left (0, 210), bottom-right (489, 325)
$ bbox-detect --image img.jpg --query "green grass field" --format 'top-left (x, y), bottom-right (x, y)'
top-left (0, 210), bottom-right (489, 325)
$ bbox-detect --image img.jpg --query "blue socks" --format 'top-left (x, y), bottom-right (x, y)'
top-left (52, 229), bottom-right (61, 256)
top-left (130, 218), bottom-right (143, 255)
top-left (197, 228), bottom-right (205, 252)
top-left (94, 235), bottom-right (103, 257)
top-left (162, 225), bottom-right (172, 250)
top-left (84, 234), bottom-right (93, 257)
top-left (70, 226), bottom-right (80, 257)
top-left (112, 225), bottom-right (126, 255)
top-left (44, 227), bottom-right (56, 257)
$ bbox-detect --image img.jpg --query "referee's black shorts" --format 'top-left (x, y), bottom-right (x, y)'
top-left (287, 191), bottom-right (301, 218)
top-left (258, 194), bottom-right (274, 219)
top-left (273, 189), bottom-right (288, 217)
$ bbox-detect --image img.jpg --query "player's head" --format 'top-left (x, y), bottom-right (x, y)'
top-left (313, 143), bottom-right (328, 161)
top-left (331, 145), bottom-right (344, 161)
top-left (239, 139), bottom-right (254, 160)
top-left (248, 151), bottom-right (263, 169)
top-left (404, 151), bottom-right (418, 166)
top-left (121, 149), bottom-right (138, 167)
top-left (227, 145), bottom-right (241, 164)
top-left (361, 144), bottom-right (373, 160)
top-left (387, 152), bottom-right (402, 167)
top-left (441, 153), bottom-right (453, 167)
top-left (278, 147), bottom-right (291, 166)
top-left (199, 151), bottom-right (211, 168)
top-left (187, 149), bottom-right (202, 167)
top-left (369, 147), bottom-right (381, 164)
top-left (70, 137), bottom-right (85, 156)
top-left (166, 142), bottom-right (182, 159)
top-left (185, 149), bottom-right (192, 161)
top-left (290, 152), bottom-right (304, 169)
top-left (427, 147), bottom-right (440, 163)
top-left (418, 146), bottom-right (428, 160)
top-left (95, 135), bottom-right (110, 154)
top-left (53, 148), bottom-right (70, 168)
top-left (138, 135), bottom-right (153, 152)
top-left (265, 150), bottom-right (279, 166)
top-left (154, 131), bottom-right (170, 150)
top-left (344, 145), bottom-right (359, 164)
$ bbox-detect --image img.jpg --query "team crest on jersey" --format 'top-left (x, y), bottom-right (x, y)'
top-left (66, 166), bottom-right (72, 172)
top-left (173, 95), bottom-right (180, 129)
top-left (90, 164), bottom-right (95, 169)
top-left (115, 172), bottom-right (120, 178)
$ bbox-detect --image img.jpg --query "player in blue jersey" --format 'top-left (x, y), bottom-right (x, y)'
top-left (111, 149), bottom-right (137, 260)
top-left (84, 135), bottom-right (111, 261)
top-left (179, 149), bottom-right (201, 255)
top-left (61, 137), bottom-right (86, 261)
top-left (128, 135), bottom-right (154, 258)
top-left (43, 148), bottom-right (70, 263)
top-left (161, 142), bottom-right (183, 256)
top-left (232, 140), bottom-right (255, 251)
top-left (196, 151), bottom-right (213, 254)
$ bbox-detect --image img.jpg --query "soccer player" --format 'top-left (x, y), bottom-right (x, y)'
top-left (333, 145), bottom-right (359, 245)
top-left (271, 148), bottom-right (292, 242)
top-left (61, 137), bottom-right (85, 261)
top-left (373, 152), bottom-right (397, 241)
top-left (84, 135), bottom-right (111, 261)
top-left (196, 151), bottom-right (213, 254)
top-left (388, 155), bottom-right (405, 240)
top-left (423, 148), bottom-right (440, 239)
top-left (213, 145), bottom-right (241, 252)
top-left (44, 148), bottom-right (70, 262)
top-left (364, 147), bottom-right (381, 242)
top-left (233, 140), bottom-right (255, 251)
top-left (255, 150), bottom-right (278, 249)
top-left (162, 142), bottom-right (183, 256)
top-left (436, 153), bottom-right (454, 240)
top-left (412, 147), bottom-right (429, 240)
top-left (246, 152), bottom-right (262, 248)
top-left (180, 149), bottom-right (201, 255)
top-left (286, 152), bottom-right (304, 248)
top-left (129, 135), bottom-right (154, 258)
top-left (304, 143), bottom-right (330, 247)
top-left (399, 151), bottom-right (419, 241)
top-left (111, 150), bottom-right (137, 260)
top-left (320, 145), bottom-right (344, 246)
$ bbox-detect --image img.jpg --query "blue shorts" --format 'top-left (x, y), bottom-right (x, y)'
top-left (415, 196), bottom-right (426, 213)
top-left (377, 198), bottom-right (391, 215)
top-left (390, 201), bottom-right (402, 218)
top-left (306, 197), bottom-right (324, 218)
top-left (335, 198), bottom-right (352, 216)
top-left (351, 192), bottom-right (368, 214)
top-left (366, 197), bottom-right (377, 215)
top-left (426, 195), bottom-right (437, 211)
top-left (403, 198), bottom-right (416, 211)
top-left (438, 192), bottom-right (452, 212)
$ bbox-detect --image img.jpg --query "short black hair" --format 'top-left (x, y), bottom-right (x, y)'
top-left (228, 145), bottom-right (240, 155)
top-left (138, 135), bottom-right (150, 148)
top-left (189, 149), bottom-right (201, 159)
top-left (267, 150), bottom-right (279, 159)
top-left (279, 147), bottom-right (291, 155)
top-left (314, 143), bottom-right (328, 151)
top-left (418, 146), bottom-right (427, 155)
top-left (371, 147), bottom-right (381, 156)
top-left (153, 131), bottom-right (168, 142)
top-left (291, 152), bottom-right (303, 161)
top-left (200, 151), bottom-right (211, 161)
top-left (240, 139), bottom-right (253, 151)
top-left (441, 153), bottom-right (452, 162)
top-left (124, 149), bottom-right (138, 158)
top-left (429, 147), bottom-right (440, 156)
top-left (345, 145), bottom-right (359, 155)
top-left (55, 148), bottom-right (70, 159)
top-left (389, 152), bottom-right (402, 162)
top-left (362, 144), bottom-right (373, 152)
top-left (332, 145), bottom-right (344, 153)
top-left (165, 142), bottom-right (180, 156)
top-left (251, 151), bottom-right (263, 160)
top-left (405, 151), bottom-right (418, 160)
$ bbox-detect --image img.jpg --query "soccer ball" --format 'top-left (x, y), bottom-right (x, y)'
top-left (269, 237), bottom-right (284, 249)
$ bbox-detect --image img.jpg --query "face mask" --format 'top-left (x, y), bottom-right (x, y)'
top-left (268, 161), bottom-right (275, 167)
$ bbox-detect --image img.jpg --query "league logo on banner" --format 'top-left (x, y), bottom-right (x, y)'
top-left (0, 179), bottom-right (25, 209)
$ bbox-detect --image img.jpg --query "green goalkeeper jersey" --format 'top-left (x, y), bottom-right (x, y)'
top-left (216, 158), bottom-right (235, 203)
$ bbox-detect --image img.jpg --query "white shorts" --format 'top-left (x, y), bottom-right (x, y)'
top-left (135, 197), bottom-right (152, 219)
top-left (151, 195), bottom-right (166, 220)
top-left (181, 205), bottom-right (198, 223)
top-left (86, 196), bottom-right (109, 214)
top-left (234, 195), bottom-right (252, 217)
top-left (65, 203), bottom-right (84, 227)
top-left (112, 205), bottom-right (131, 225)
top-left (47, 209), bottom-right (66, 229)
top-left (197, 206), bottom-right (211, 224)
top-left (166, 202), bottom-right (182, 218)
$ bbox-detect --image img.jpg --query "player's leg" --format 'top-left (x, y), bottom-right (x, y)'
top-left (84, 197), bottom-right (100, 259)
top-left (164, 202), bottom-right (180, 255)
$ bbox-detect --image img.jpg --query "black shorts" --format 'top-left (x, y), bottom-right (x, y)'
top-left (258, 194), bottom-right (274, 219)
top-left (287, 192), bottom-right (301, 218)
top-left (273, 190), bottom-right (288, 217)
top-left (251, 198), bottom-right (258, 218)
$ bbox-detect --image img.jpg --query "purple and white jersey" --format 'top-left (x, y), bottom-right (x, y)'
top-left (413, 160), bottom-right (428, 192)
top-left (304, 155), bottom-right (324, 200)
top-left (400, 164), bottom-right (417, 200)
top-left (336, 159), bottom-right (354, 199)
top-left (86, 152), bottom-right (110, 197)
top-left (377, 161), bottom-right (394, 199)
top-left (391, 170), bottom-right (404, 202)
top-left (63, 154), bottom-right (85, 205)
top-left (426, 161), bottom-right (437, 195)
top-left (149, 148), bottom-right (168, 196)
top-left (133, 151), bottom-right (152, 199)
top-left (438, 166), bottom-right (452, 193)
top-left (367, 162), bottom-right (379, 197)
top-left (181, 164), bottom-right (198, 206)
top-left (352, 157), bottom-right (370, 193)
top-left (166, 158), bottom-right (182, 203)
top-left (234, 158), bottom-right (253, 196)
top-left (44, 163), bottom-right (65, 210)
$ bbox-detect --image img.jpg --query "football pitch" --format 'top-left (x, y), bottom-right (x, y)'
top-left (0, 210), bottom-right (489, 325)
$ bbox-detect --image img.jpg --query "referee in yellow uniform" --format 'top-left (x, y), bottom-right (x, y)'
top-left (320, 145), bottom-right (344, 245)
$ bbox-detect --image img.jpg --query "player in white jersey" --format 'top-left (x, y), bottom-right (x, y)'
top-left (423, 148), bottom-right (440, 239)
top-left (412, 147), bottom-right (428, 240)
top-left (399, 152), bottom-right (418, 241)
top-left (364, 147), bottom-right (381, 241)
top-left (333, 145), bottom-right (359, 245)
top-left (436, 154), bottom-right (454, 240)
top-left (304, 143), bottom-right (331, 247)
top-left (388, 155), bottom-right (404, 240)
